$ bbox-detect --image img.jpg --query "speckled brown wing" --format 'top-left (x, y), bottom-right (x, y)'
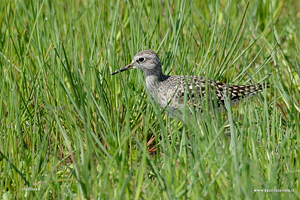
top-left (221, 82), bottom-right (270, 105)
top-left (175, 76), bottom-right (269, 112)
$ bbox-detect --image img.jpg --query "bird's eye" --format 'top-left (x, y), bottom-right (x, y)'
top-left (138, 57), bottom-right (145, 62)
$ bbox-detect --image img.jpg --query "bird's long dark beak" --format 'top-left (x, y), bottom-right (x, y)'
top-left (111, 62), bottom-right (135, 75)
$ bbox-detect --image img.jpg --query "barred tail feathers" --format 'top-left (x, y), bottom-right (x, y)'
top-left (228, 83), bottom-right (270, 104)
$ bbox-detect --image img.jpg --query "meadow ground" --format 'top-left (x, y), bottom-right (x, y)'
top-left (0, 0), bottom-right (299, 199)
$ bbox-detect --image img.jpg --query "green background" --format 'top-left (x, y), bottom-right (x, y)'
top-left (0, 0), bottom-right (299, 199)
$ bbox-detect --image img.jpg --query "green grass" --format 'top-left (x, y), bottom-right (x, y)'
top-left (0, 0), bottom-right (299, 199)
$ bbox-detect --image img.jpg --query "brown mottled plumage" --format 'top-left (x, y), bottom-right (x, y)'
top-left (112, 50), bottom-right (269, 118)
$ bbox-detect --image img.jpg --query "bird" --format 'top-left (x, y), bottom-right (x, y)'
top-left (111, 50), bottom-right (269, 119)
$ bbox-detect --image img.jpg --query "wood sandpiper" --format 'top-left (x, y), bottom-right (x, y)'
top-left (112, 50), bottom-right (269, 119)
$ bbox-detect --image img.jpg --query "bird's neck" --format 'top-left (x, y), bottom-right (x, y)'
top-left (145, 71), bottom-right (169, 104)
top-left (145, 69), bottom-right (168, 84)
top-left (145, 71), bottom-right (161, 100)
top-left (145, 73), bottom-right (160, 90)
